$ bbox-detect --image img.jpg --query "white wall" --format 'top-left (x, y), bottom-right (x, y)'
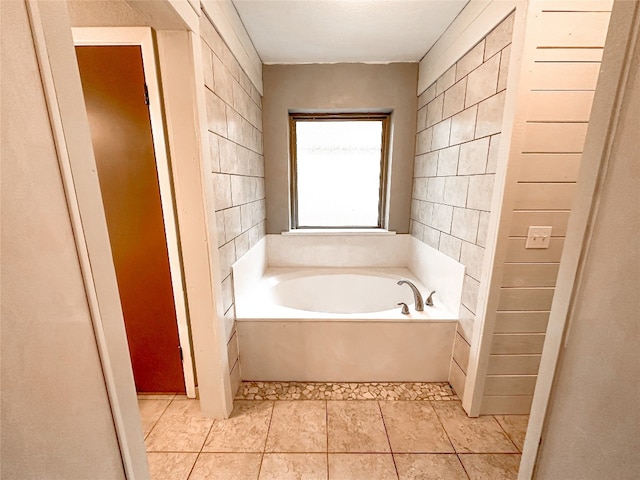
top-left (0, 1), bottom-right (130, 477)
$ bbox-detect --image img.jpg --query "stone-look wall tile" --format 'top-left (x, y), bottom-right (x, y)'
top-left (486, 135), bottom-right (501, 174)
top-left (240, 203), bottom-right (254, 233)
top-left (468, 175), bottom-right (495, 211)
top-left (451, 207), bottom-right (480, 243)
top-left (458, 137), bottom-right (490, 175)
top-left (456, 41), bottom-right (485, 81)
top-left (477, 211), bottom-right (491, 248)
top-left (413, 177), bottom-right (428, 201)
top-left (443, 78), bottom-right (467, 119)
top-left (432, 118), bottom-right (451, 150)
top-left (426, 94), bottom-right (444, 128)
top-left (411, 221), bottom-right (425, 242)
top-left (437, 146), bottom-right (460, 176)
top-left (235, 231), bottom-right (250, 259)
top-left (422, 83), bottom-right (437, 106)
top-left (218, 136), bottom-right (238, 174)
top-left (450, 106), bottom-right (477, 145)
top-left (221, 275), bottom-right (233, 313)
top-left (206, 90), bottom-right (227, 136)
top-left (417, 201), bottom-right (434, 225)
top-left (201, 41), bottom-right (214, 90)
top-left (427, 177), bottom-right (446, 203)
top-left (414, 153), bottom-right (428, 177)
top-left (424, 226), bottom-right (441, 249)
top-left (498, 44), bottom-right (511, 92)
top-left (460, 241), bottom-right (485, 281)
top-left (412, 13), bottom-right (512, 344)
top-left (416, 128), bottom-right (433, 155)
top-left (417, 106), bottom-right (427, 132)
top-left (432, 204), bottom-right (454, 233)
top-left (475, 91), bottom-right (506, 138)
top-left (223, 207), bottom-right (242, 243)
top-left (215, 210), bottom-right (226, 248)
top-left (436, 65), bottom-right (456, 96)
top-left (465, 54), bottom-right (500, 108)
top-left (440, 233), bottom-right (462, 260)
top-left (485, 12), bottom-right (515, 60)
top-left (232, 81), bottom-right (253, 124)
top-left (462, 274), bottom-right (480, 314)
top-left (212, 174), bottom-right (233, 211)
top-left (444, 177), bottom-right (469, 208)
top-left (218, 241), bottom-right (236, 281)
top-left (212, 54), bottom-right (234, 105)
top-left (225, 106), bottom-right (244, 146)
top-left (201, 14), bottom-right (266, 377)
top-left (209, 132), bottom-right (221, 172)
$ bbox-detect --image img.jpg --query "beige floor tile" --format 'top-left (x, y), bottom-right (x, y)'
top-left (459, 453), bottom-right (521, 480)
top-left (394, 454), bottom-right (467, 480)
top-left (431, 402), bottom-right (518, 453)
top-left (494, 415), bottom-right (529, 452)
top-left (138, 399), bottom-right (172, 438)
top-left (203, 401), bottom-right (273, 452)
top-left (145, 399), bottom-right (214, 452)
top-left (328, 454), bottom-right (397, 480)
top-left (188, 453), bottom-right (262, 480)
top-left (146, 452), bottom-right (198, 480)
top-left (327, 401), bottom-right (390, 453)
top-left (265, 401), bottom-right (327, 452)
top-left (259, 453), bottom-right (327, 480)
top-left (380, 402), bottom-right (454, 453)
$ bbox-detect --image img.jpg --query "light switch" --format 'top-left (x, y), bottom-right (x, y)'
top-left (526, 226), bottom-right (552, 249)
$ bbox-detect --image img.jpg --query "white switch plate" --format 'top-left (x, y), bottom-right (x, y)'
top-left (526, 226), bottom-right (552, 249)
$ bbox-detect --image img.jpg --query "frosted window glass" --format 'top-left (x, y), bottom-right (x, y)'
top-left (295, 120), bottom-right (383, 227)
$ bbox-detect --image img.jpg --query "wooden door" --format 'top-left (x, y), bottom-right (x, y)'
top-left (76, 45), bottom-right (185, 393)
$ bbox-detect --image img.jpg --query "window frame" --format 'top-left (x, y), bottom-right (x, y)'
top-left (288, 112), bottom-right (391, 230)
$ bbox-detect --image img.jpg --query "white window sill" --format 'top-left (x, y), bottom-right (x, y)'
top-left (282, 229), bottom-right (396, 236)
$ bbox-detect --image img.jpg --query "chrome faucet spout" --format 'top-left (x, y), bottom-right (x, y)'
top-left (397, 279), bottom-right (424, 312)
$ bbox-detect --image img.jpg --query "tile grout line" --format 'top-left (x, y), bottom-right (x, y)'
top-left (141, 395), bottom-right (175, 441)
top-left (492, 416), bottom-right (522, 453)
top-left (376, 400), bottom-right (400, 480)
top-left (429, 399), bottom-right (471, 478)
top-left (488, 415), bottom-right (519, 452)
top-left (325, 399), bottom-right (329, 480)
top-left (255, 401), bottom-right (275, 480)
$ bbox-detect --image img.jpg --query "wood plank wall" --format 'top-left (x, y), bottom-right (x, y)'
top-left (479, 0), bottom-right (613, 414)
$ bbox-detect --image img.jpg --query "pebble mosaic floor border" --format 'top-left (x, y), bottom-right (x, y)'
top-left (235, 381), bottom-right (459, 401)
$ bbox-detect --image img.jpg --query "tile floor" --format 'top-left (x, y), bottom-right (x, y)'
top-left (140, 384), bottom-right (528, 480)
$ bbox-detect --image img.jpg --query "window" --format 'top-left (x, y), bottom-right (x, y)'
top-left (289, 113), bottom-right (390, 229)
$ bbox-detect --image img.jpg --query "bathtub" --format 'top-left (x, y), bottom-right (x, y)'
top-left (235, 267), bottom-right (458, 382)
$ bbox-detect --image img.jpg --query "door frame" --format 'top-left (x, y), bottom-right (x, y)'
top-left (73, 27), bottom-right (196, 398)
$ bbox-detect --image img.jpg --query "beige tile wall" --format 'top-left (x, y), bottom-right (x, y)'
top-left (200, 16), bottom-right (266, 395)
top-left (411, 13), bottom-right (515, 341)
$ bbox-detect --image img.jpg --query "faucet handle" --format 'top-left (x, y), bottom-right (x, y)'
top-left (397, 302), bottom-right (410, 315)
top-left (426, 291), bottom-right (436, 307)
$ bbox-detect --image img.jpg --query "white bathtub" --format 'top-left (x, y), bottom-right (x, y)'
top-left (235, 267), bottom-right (458, 382)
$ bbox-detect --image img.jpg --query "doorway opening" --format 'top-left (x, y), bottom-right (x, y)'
top-left (73, 28), bottom-right (196, 397)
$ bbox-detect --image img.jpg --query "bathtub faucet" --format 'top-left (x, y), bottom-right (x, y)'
top-left (397, 280), bottom-right (424, 312)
